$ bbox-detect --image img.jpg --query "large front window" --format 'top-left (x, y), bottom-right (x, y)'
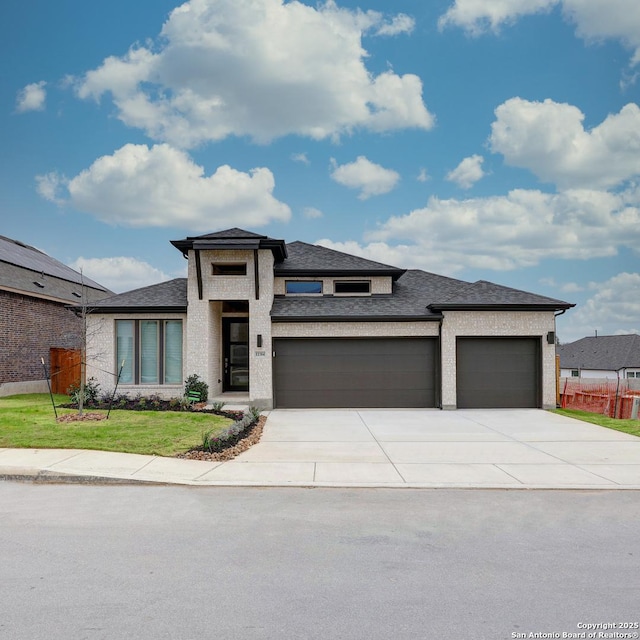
top-left (116, 320), bottom-right (183, 385)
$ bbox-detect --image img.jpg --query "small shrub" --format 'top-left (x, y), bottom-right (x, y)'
top-left (184, 374), bottom-right (209, 403)
top-left (201, 408), bottom-right (259, 453)
top-left (67, 377), bottom-right (101, 407)
top-left (210, 401), bottom-right (226, 412)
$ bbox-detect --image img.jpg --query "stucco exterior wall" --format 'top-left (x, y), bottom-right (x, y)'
top-left (440, 310), bottom-right (557, 409)
top-left (85, 313), bottom-right (186, 400)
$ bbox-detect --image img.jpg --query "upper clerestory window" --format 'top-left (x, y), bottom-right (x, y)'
top-left (212, 263), bottom-right (247, 276)
top-left (286, 281), bottom-right (322, 294)
top-left (334, 281), bottom-right (371, 294)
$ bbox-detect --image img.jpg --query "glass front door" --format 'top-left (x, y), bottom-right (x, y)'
top-left (223, 318), bottom-right (249, 392)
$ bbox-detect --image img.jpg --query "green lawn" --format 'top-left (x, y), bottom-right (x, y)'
top-left (0, 394), bottom-right (233, 456)
top-left (553, 408), bottom-right (640, 438)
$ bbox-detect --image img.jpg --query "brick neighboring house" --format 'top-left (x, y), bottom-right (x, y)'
top-left (83, 228), bottom-right (574, 410)
top-left (0, 235), bottom-right (111, 397)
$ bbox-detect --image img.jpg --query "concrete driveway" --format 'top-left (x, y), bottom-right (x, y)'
top-left (221, 409), bottom-right (640, 488)
top-left (1, 409), bottom-right (639, 488)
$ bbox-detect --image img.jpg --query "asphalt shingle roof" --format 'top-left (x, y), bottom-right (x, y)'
top-left (0, 235), bottom-right (110, 303)
top-left (274, 241), bottom-right (405, 277)
top-left (429, 280), bottom-right (573, 310)
top-left (272, 270), bottom-right (478, 320)
top-left (87, 278), bottom-right (187, 312)
top-left (557, 334), bottom-right (640, 371)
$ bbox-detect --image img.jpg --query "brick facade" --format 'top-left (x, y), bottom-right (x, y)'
top-left (0, 290), bottom-right (82, 394)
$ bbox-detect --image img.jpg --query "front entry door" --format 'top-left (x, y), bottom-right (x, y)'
top-left (223, 318), bottom-right (249, 392)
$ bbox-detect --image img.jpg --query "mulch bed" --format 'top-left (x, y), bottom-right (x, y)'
top-left (56, 413), bottom-right (108, 423)
top-left (176, 415), bottom-right (267, 462)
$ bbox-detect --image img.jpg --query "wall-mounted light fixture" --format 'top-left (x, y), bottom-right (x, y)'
top-left (257, 334), bottom-right (263, 348)
top-left (547, 331), bottom-right (555, 345)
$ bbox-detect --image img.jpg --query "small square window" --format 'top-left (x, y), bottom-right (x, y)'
top-left (212, 263), bottom-right (247, 276)
top-left (571, 370), bottom-right (579, 377)
top-left (286, 281), bottom-right (322, 294)
top-left (334, 281), bottom-right (370, 294)
top-left (627, 372), bottom-right (636, 378)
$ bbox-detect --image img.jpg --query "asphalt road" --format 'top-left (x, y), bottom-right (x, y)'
top-left (1, 484), bottom-right (639, 640)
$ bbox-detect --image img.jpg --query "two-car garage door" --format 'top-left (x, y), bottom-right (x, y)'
top-left (273, 338), bottom-right (437, 408)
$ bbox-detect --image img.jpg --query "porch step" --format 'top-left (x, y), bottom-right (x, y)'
top-left (208, 393), bottom-right (251, 413)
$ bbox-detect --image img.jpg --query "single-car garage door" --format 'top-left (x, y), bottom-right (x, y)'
top-left (273, 338), bottom-right (437, 408)
top-left (456, 337), bottom-right (541, 408)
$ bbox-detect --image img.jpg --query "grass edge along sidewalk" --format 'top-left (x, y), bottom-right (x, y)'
top-left (553, 408), bottom-right (640, 439)
top-left (0, 394), bottom-right (233, 457)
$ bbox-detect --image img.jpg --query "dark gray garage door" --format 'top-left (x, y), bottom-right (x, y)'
top-left (273, 338), bottom-right (437, 408)
top-left (456, 338), bottom-right (541, 408)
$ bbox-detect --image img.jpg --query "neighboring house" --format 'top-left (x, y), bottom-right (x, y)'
top-left (84, 228), bottom-right (573, 410)
top-left (0, 235), bottom-right (111, 397)
top-left (558, 334), bottom-right (640, 380)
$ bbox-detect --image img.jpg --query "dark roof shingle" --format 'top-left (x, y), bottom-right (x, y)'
top-left (557, 334), bottom-right (640, 370)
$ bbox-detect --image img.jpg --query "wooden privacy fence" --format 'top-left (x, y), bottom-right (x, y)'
top-left (49, 348), bottom-right (81, 395)
top-left (560, 378), bottom-right (640, 419)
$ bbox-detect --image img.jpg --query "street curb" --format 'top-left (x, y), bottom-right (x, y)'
top-left (0, 469), bottom-right (162, 486)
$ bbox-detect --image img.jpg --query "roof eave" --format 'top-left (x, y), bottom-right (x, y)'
top-left (429, 303), bottom-right (575, 312)
top-left (78, 305), bottom-right (188, 315)
top-left (270, 313), bottom-right (441, 323)
top-left (274, 268), bottom-right (406, 281)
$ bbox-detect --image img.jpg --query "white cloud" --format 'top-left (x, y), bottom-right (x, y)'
top-left (417, 168), bottom-right (430, 183)
top-left (16, 81), bottom-right (47, 113)
top-left (490, 98), bottom-right (640, 189)
top-left (70, 256), bottom-right (175, 294)
top-left (446, 154), bottom-right (486, 189)
top-left (38, 143), bottom-right (291, 230)
top-left (330, 156), bottom-right (400, 199)
top-left (291, 152), bottom-right (310, 165)
top-left (558, 272), bottom-right (640, 342)
top-left (35, 172), bottom-right (67, 204)
top-left (74, 0), bottom-right (432, 147)
top-left (375, 13), bottom-right (415, 36)
top-left (439, 0), bottom-right (640, 66)
top-left (303, 207), bottom-right (323, 219)
top-left (438, 0), bottom-right (557, 35)
top-left (319, 187), bottom-right (640, 275)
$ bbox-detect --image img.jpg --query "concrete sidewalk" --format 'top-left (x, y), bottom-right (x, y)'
top-left (1, 409), bottom-right (639, 489)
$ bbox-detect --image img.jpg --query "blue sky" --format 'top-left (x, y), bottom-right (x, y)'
top-left (2, 0), bottom-right (640, 343)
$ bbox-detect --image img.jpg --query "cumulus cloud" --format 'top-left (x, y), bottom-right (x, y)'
top-left (70, 256), bottom-right (175, 293)
top-left (319, 187), bottom-right (640, 275)
top-left (558, 272), bottom-right (640, 341)
top-left (35, 172), bottom-right (67, 204)
top-left (16, 81), bottom-right (47, 113)
top-left (439, 0), bottom-right (640, 66)
top-left (37, 143), bottom-right (291, 230)
top-left (330, 156), bottom-right (400, 199)
top-left (417, 168), bottom-right (430, 183)
top-left (73, 0), bottom-right (432, 147)
top-left (490, 98), bottom-right (640, 189)
top-left (446, 154), bottom-right (486, 189)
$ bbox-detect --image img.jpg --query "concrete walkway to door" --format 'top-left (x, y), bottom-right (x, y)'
top-left (1, 410), bottom-right (639, 488)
